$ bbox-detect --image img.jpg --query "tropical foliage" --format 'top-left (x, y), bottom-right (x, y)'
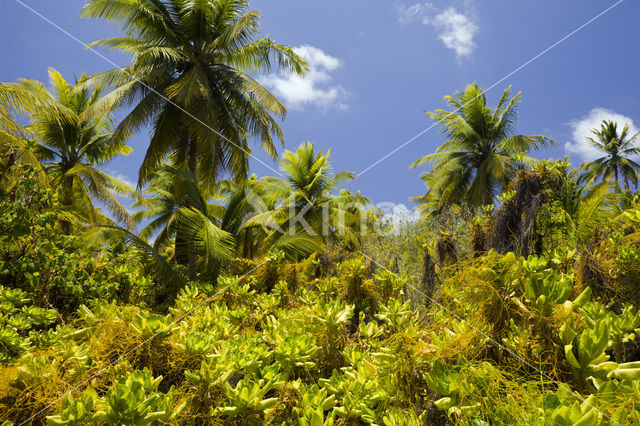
top-left (1, 69), bottom-right (139, 230)
top-left (246, 142), bottom-right (368, 253)
top-left (80, 0), bottom-right (307, 185)
top-left (581, 120), bottom-right (640, 191)
top-left (411, 83), bottom-right (554, 212)
top-left (4, 1), bottom-right (640, 425)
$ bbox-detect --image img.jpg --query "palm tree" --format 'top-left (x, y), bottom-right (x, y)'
top-left (536, 159), bottom-right (615, 248)
top-left (213, 177), bottom-right (272, 258)
top-left (133, 161), bottom-right (234, 278)
top-left (135, 161), bottom-right (316, 264)
top-left (80, 0), bottom-right (307, 186)
top-left (247, 142), bottom-right (368, 251)
top-left (134, 161), bottom-right (210, 253)
top-left (1, 69), bottom-right (139, 230)
top-left (0, 81), bottom-right (70, 191)
top-left (411, 83), bottom-right (554, 212)
top-left (0, 89), bottom-right (40, 191)
top-left (582, 120), bottom-right (640, 191)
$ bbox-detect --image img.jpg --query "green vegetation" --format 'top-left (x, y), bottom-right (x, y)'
top-left (3, 69), bottom-right (139, 231)
top-left (3, 1), bottom-right (640, 425)
top-left (410, 83), bottom-right (554, 212)
top-left (79, 0), bottom-right (307, 185)
top-left (581, 120), bottom-right (640, 191)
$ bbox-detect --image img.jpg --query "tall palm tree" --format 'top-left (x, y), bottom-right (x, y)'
top-left (247, 142), bottom-right (368, 251)
top-left (80, 0), bottom-right (307, 186)
top-left (582, 120), bottom-right (640, 191)
top-left (1, 69), bottom-right (139, 230)
top-left (411, 83), bottom-right (554, 212)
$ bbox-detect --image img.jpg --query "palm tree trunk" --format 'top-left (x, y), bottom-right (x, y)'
top-left (188, 139), bottom-right (198, 181)
top-left (242, 229), bottom-right (254, 259)
top-left (60, 175), bottom-right (74, 234)
top-left (174, 231), bottom-right (189, 266)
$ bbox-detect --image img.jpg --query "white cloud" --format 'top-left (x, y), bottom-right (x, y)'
top-left (106, 168), bottom-right (137, 189)
top-left (397, 3), bottom-right (478, 60)
top-left (384, 203), bottom-right (421, 224)
top-left (261, 45), bottom-right (348, 111)
top-left (432, 8), bottom-right (478, 60)
top-left (397, 2), bottom-right (434, 25)
top-left (565, 108), bottom-right (639, 161)
top-left (372, 202), bottom-right (421, 234)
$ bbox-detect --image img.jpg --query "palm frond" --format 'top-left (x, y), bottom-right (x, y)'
top-left (85, 225), bottom-right (183, 289)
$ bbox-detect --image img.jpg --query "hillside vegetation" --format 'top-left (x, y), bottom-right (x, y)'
top-left (3, 0), bottom-right (640, 425)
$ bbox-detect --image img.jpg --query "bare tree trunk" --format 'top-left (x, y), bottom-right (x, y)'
top-left (366, 257), bottom-right (376, 277)
top-left (436, 235), bottom-right (457, 266)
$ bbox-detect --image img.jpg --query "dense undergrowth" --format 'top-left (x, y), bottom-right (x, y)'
top-left (3, 168), bottom-right (640, 425)
top-left (2, 2), bottom-right (640, 422)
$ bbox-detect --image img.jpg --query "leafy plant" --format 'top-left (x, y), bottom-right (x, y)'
top-left (95, 369), bottom-right (179, 425)
top-left (215, 372), bottom-right (282, 416)
top-left (46, 387), bottom-right (98, 425)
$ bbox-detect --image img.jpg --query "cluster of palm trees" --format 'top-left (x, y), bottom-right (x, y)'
top-left (412, 82), bottom-right (640, 213)
top-left (0, 0), bottom-right (367, 288)
top-left (3, 0), bottom-right (639, 289)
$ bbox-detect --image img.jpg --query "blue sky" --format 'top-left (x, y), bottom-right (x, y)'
top-left (1, 0), bottom-right (639, 211)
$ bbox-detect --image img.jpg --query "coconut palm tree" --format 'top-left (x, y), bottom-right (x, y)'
top-left (133, 161), bottom-right (210, 252)
top-left (247, 142), bottom-right (368, 251)
top-left (0, 86), bottom-right (43, 191)
top-left (582, 120), bottom-right (640, 191)
top-left (411, 83), bottom-right (554, 212)
top-left (1, 69), bottom-right (139, 231)
top-left (134, 161), bottom-right (317, 264)
top-left (80, 0), bottom-right (307, 186)
top-left (132, 161), bottom-right (234, 278)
